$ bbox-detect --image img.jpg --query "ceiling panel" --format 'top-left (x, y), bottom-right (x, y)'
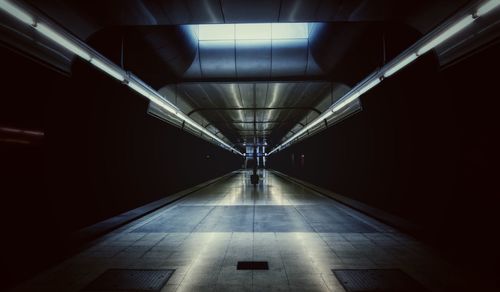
top-left (169, 82), bottom-right (333, 145)
top-left (279, 0), bottom-right (322, 22)
top-left (271, 39), bottom-right (309, 77)
top-left (236, 40), bottom-right (272, 78)
top-left (199, 41), bottom-right (236, 78)
top-left (237, 83), bottom-right (254, 123)
top-left (28, 0), bottom-right (469, 40)
top-left (255, 84), bottom-right (269, 108)
top-left (17, 0), bottom-right (477, 150)
top-left (221, 0), bottom-right (281, 23)
top-left (160, 0), bottom-right (223, 24)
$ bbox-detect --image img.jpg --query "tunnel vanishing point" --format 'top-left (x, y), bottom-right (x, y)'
top-left (1, 0), bottom-right (500, 291)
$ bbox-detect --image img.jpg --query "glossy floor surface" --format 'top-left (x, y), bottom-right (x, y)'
top-left (14, 170), bottom-right (465, 291)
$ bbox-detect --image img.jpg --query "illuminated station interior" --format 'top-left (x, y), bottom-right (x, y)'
top-left (1, 0), bottom-right (500, 291)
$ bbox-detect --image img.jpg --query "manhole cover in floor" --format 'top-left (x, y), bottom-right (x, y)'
top-left (83, 269), bottom-right (174, 291)
top-left (333, 269), bottom-right (428, 292)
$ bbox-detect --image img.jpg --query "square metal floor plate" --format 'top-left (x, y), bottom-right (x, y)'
top-left (333, 269), bottom-right (428, 292)
top-left (83, 269), bottom-right (174, 291)
top-left (237, 261), bottom-right (269, 270)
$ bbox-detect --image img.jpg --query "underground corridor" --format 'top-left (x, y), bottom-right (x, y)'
top-left (1, 0), bottom-right (500, 291)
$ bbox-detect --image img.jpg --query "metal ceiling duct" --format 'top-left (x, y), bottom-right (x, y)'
top-left (152, 82), bottom-right (348, 145)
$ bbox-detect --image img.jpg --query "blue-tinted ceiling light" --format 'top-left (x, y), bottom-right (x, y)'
top-left (192, 23), bottom-right (309, 41)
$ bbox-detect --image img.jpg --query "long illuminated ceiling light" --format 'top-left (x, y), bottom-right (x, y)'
top-left (90, 58), bottom-right (125, 82)
top-left (477, 0), bottom-right (500, 16)
top-left (124, 78), bottom-right (240, 153)
top-left (267, 110), bottom-right (334, 155)
top-left (383, 54), bottom-right (418, 78)
top-left (127, 79), bottom-right (241, 153)
top-left (0, 0), bottom-right (31, 24)
top-left (36, 23), bottom-right (92, 61)
top-left (417, 15), bottom-right (475, 56)
top-left (128, 78), bottom-right (239, 151)
top-left (267, 78), bottom-right (379, 155)
top-left (0, 0), bottom-right (242, 155)
top-left (332, 78), bottom-right (381, 112)
top-left (267, 0), bottom-right (500, 155)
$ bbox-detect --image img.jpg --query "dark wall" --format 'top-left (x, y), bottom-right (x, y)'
top-left (268, 41), bottom-right (500, 266)
top-left (0, 45), bottom-right (241, 287)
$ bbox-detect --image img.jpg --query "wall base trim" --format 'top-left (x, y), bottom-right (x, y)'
top-left (70, 170), bottom-right (239, 244)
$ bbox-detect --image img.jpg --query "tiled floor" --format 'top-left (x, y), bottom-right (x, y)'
top-left (13, 170), bottom-right (467, 291)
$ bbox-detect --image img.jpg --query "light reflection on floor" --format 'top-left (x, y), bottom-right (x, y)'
top-left (13, 170), bottom-right (465, 291)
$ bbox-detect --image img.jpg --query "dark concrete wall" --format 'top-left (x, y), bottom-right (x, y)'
top-left (0, 46), bottom-right (241, 287)
top-left (268, 41), bottom-right (500, 266)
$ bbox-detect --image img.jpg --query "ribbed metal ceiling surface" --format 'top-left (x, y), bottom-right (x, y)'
top-left (19, 0), bottom-right (471, 151)
top-left (27, 0), bottom-right (469, 39)
top-left (183, 38), bottom-right (322, 80)
top-left (157, 82), bottom-right (341, 145)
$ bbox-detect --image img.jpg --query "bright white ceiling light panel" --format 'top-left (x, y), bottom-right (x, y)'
top-left (195, 23), bottom-right (309, 41)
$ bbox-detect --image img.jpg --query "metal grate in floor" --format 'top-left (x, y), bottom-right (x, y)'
top-left (333, 269), bottom-right (428, 292)
top-left (83, 269), bottom-right (174, 291)
top-left (237, 261), bottom-right (269, 270)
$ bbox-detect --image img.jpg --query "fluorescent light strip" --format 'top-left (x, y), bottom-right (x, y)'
top-left (1, 0), bottom-right (241, 155)
top-left (384, 1), bottom-right (497, 78)
top-left (128, 82), bottom-right (241, 153)
top-left (331, 91), bottom-right (362, 113)
top-left (171, 98), bottom-right (240, 153)
top-left (90, 58), bottom-right (125, 81)
top-left (332, 78), bottom-right (380, 112)
top-left (152, 95), bottom-right (177, 115)
top-left (417, 15), bottom-right (474, 56)
top-left (128, 81), bottom-right (152, 101)
top-left (268, 110), bottom-right (334, 155)
top-left (36, 23), bottom-right (92, 61)
top-left (306, 111), bottom-right (333, 130)
top-left (357, 78), bottom-right (381, 96)
top-left (384, 54), bottom-right (418, 78)
top-left (145, 90), bottom-right (178, 115)
top-left (127, 76), bottom-right (242, 153)
top-left (477, 0), bottom-right (500, 16)
top-left (129, 81), bottom-right (227, 147)
top-left (172, 100), bottom-right (240, 152)
top-left (122, 72), bottom-right (240, 153)
top-left (269, 0), bottom-right (497, 155)
top-left (0, 0), bottom-right (34, 25)
top-left (267, 77), bottom-right (374, 154)
top-left (1, 1), bottom-right (91, 61)
top-left (269, 77), bottom-right (392, 153)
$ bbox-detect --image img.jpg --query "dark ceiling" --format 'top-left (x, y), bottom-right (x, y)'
top-left (22, 0), bottom-right (471, 149)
